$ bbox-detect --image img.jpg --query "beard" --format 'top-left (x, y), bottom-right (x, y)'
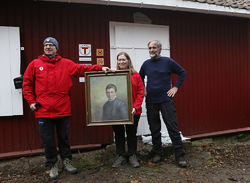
top-left (150, 52), bottom-right (159, 59)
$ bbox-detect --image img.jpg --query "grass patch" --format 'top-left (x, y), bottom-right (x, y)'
top-left (94, 145), bottom-right (116, 166)
top-left (205, 158), bottom-right (219, 166)
top-left (139, 166), bottom-right (163, 175)
top-left (74, 157), bottom-right (100, 171)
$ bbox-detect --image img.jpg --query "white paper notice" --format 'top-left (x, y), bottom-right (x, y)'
top-left (79, 77), bottom-right (85, 82)
top-left (79, 57), bottom-right (91, 61)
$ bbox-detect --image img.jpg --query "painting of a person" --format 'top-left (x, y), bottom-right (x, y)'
top-left (102, 83), bottom-right (128, 121)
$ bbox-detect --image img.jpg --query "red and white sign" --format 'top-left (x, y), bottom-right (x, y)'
top-left (79, 44), bottom-right (91, 56)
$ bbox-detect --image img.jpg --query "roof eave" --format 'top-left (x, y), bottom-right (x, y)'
top-left (40, 0), bottom-right (250, 19)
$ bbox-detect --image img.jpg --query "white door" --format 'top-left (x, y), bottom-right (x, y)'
top-left (0, 26), bottom-right (23, 116)
top-left (109, 22), bottom-right (170, 135)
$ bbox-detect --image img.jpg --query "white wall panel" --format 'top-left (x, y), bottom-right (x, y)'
top-left (0, 26), bottom-right (23, 116)
top-left (110, 22), bottom-right (169, 135)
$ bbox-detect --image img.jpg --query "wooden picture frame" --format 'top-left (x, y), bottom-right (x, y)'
top-left (85, 70), bottom-right (133, 126)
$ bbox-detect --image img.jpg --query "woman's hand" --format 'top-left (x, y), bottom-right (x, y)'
top-left (132, 108), bottom-right (136, 114)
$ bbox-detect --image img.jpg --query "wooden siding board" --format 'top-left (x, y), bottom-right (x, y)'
top-left (247, 21), bottom-right (250, 127)
top-left (171, 14), bottom-right (249, 135)
top-left (0, 2), bottom-right (115, 156)
top-left (0, 2), bottom-right (249, 156)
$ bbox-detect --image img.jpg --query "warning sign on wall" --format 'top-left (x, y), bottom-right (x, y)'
top-left (96, 49), bottom-right (104, 57)
top-left (97, 58), bottom-right (104, 65)
top-left (79, 44), bottom-right (91, 56)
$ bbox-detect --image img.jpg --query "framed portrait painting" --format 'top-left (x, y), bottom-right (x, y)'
top-left (85, 70), bottom-right (133, 126)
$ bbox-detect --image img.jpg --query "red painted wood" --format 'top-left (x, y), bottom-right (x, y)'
top-left (0, 1), bottom-right (249, 157)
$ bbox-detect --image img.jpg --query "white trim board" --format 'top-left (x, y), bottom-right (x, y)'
top-left (41, 0), bottom-right (250, 18)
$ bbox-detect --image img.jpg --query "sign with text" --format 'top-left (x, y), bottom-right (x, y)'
top-left (79, 44), bottom-right (91, 56)
top-left (79, 57), bottom-right (91, 61)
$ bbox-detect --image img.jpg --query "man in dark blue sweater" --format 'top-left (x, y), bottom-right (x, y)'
top-left (139, 40), bottom-right (187, 168)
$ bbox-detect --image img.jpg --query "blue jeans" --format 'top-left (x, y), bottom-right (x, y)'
top-left (146, 100), bottom-right (185, 160)
top-left (38, 117), bottom-right (72, 168)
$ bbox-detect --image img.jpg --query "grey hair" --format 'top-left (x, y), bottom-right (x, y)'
top-left (148, 40), bottom-right (162, 50)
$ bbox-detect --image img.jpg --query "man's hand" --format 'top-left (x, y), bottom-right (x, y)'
top-left (102, 67), bottom-right (110, 73)
top-left (167, 86), bottom-right (178, 97)
top-left (30, 103), bottom-right (37, 111)
top-left (102, 67), bottom-right (116, 74)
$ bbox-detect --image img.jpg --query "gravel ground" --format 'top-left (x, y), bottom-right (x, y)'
top-left (0, 133), bottom-right (250, 183)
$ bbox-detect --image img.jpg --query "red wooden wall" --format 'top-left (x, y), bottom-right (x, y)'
top-left (0, 1), bottom-right (249, 157)
top-left (170, 13), bottom-right (250, 136)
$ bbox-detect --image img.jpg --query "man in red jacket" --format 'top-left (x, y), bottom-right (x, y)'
top-left (22, 37), bottom-right (110, 179)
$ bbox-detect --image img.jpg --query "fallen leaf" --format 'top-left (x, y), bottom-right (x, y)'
top-left (179, 171), bottom-right (185, 175)
top-left (187, 178), bottom-right (195, 182)
top-left (148, 161), bottom-right (157, 167)
top-left (131, 179), bottom-right (140, 183)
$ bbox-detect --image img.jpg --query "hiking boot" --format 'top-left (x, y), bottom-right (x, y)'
top-left (63, 158), bottom-right (78, 174)
top-left (129, 154), bottom-right (140, 168)
top-left (177, 156), bottom-right (187, 168)
top-left (152, 154), bottom-right (161, 163)
top-left (49, 162), bottom-right (58, 180)
top-left (112, 155), bottom-right (127, 168)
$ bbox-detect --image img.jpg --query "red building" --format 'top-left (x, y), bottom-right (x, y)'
top-left (0, 0), bottom-right (249, 158)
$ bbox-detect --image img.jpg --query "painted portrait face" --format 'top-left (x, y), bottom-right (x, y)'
top-left (117, 54), bottom-right (129, 70)
top-left (44, 43), bottom-right (57, 56)
top-left (106, 88), bottom-right (116, 101)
